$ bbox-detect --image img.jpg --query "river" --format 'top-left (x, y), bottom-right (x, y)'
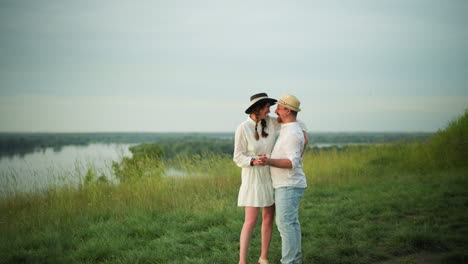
top-left (0, 143), bottom-right (134, 197)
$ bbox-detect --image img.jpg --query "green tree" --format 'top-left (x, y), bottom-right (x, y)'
top-left (112, 143), bottom-right (165, 182)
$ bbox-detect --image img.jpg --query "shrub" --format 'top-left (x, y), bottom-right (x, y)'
top-left (112, 143), bottom-right (165, 182)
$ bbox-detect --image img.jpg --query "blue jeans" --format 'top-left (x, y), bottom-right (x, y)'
top-left (275, 187), bottom-right (305, 264)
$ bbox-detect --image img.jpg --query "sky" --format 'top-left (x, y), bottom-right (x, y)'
top-left (0, 0), bottom-right (467, 133)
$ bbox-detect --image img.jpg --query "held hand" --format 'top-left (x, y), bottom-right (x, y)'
top-left (257, 156), bottom-right (270, 166)
top-left (253, 158), bottom-right (266, 166)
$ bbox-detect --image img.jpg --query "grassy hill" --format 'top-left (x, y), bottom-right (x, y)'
top-left (0, 111), bottom-right (467, 263)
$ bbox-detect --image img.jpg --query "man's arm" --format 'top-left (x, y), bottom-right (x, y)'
top-left (264, 158), bottom-right (292, 168)
top-left (302, 130), bottom-right (308, 157)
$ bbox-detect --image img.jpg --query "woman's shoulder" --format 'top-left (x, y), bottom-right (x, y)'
top-left (236, 118), bottom-right (254, 131)
top-left (263, 115), bottom-right (276, 125)
top-left (265, 115), bottom-right (280, 130)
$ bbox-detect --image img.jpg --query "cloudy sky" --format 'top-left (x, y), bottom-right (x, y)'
top-left (1, 0), bottom-right (467, 132)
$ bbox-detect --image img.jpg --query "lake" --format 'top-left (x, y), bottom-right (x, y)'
top-left (0, 143), bottom-right (134, 197)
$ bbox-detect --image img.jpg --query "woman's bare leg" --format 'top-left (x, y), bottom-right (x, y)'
top-left (260, 204), bottom-right (275, 261)
top-left (239, 207), bottom-right (260, 264)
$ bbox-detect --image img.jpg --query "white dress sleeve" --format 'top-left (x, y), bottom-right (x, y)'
top-left (233, 124), bottom-right (253, 168)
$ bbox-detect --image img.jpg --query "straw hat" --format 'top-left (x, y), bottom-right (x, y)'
top-left (245, 93), bottom-right (277, 114)
top-left (277, 94), bottom-right (301, 112)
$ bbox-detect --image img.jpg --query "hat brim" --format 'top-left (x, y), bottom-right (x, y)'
top-left (245, 98), bottom-right (277, 114)
top-left (277, 101), bottom-right (301, 112)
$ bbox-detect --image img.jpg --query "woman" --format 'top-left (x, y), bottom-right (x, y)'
top-left (233, 93), bottom-right (308, 264)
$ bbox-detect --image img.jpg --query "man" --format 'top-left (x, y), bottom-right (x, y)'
top-left (262, 94), bottom-right (307, 264)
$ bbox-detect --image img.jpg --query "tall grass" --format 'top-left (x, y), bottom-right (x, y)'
top-left (0, 111), bottom-right (467, 263)
top-left (426, 109), bottom-right (468, 169)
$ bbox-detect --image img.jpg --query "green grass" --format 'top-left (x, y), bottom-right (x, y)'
top-left (1, 150), bottom-right (467, 264)
top-left (1, 111), bottom-right (467, 264)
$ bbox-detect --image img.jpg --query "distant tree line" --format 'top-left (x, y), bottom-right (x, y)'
top-left (0, 132), bottom-right (232, 157)
top-left (0, 132), bottom-right (433, 158)
top-left (154, 137), bottom-right (233, 158)
top-left (311, 132), bottom-right (433, 144)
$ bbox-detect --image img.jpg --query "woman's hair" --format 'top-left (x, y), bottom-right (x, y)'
top-left (251, 102), bottom-right (270, 141)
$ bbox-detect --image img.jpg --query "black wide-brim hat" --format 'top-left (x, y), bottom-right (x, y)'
top-left (245, 93), bottom-right (277, 114)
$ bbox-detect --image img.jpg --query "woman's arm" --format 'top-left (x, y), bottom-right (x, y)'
top-left (233, 125), bottom-right (254, 168)
top-left (302, 130), bottom-right (308, 156)
top-left (297, 120), bottom-right (308, 156)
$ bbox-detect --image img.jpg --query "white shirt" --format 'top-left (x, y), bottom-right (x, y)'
top-left (270, 121), bottom-right (307, 189)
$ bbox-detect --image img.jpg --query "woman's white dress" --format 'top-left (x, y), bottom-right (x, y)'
top-left (233, 116), bottom-right (281, 207)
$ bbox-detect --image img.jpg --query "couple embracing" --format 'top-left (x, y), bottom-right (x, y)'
top-left (233, 93), bottom-right (308, 264)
